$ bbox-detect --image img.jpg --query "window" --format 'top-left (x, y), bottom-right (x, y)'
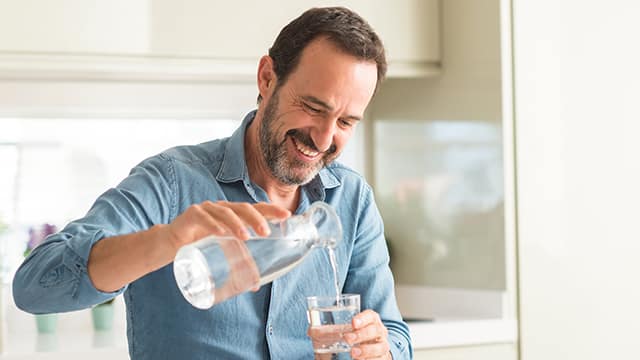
top-left (0, 117), bottom-right (240, 282)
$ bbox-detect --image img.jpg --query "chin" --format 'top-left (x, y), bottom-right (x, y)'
top-left (283, 168), bottom-right (321, 186)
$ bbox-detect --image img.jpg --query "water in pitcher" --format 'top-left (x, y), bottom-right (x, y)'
top-left (174, 201), bottom-right (343, 309)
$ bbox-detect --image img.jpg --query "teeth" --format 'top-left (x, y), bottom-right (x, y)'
top-left (293, 138), bottom-right (319, 157)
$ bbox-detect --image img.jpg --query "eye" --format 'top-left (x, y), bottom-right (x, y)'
top-left (338, 119), bottom-right (355, 128)
top-left (303, 103), bottom-right (322, 114)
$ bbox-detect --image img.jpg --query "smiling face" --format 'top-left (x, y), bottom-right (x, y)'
top-left (253, 37), bottom-right (378, 186)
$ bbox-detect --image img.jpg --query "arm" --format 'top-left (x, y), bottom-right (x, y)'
top-left (13, 154), bottom-right (289, 313)
top-left (88, 201), bottom-right (289, 293)
top-left (13, 156), bottom-right (174, 313)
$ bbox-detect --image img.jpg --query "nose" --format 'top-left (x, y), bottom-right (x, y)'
top-left (310, 119), bottom-right (337, 153)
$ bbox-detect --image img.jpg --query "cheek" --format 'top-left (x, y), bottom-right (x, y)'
top-left (333, 131), bottom-right (353, 153)
top-left (278, 111), bottom-right (314, 133)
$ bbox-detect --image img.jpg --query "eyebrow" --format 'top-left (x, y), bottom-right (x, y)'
top-left (301, 95), bottom-right (362, 122)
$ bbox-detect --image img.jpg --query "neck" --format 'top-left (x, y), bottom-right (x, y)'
top-left (245, 117), bottom-right (300, 212)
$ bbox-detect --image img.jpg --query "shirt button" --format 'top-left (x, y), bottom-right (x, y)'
top-left (268, 324), bottom-right (273, 335)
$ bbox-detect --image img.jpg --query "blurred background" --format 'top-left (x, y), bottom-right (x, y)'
top-left (0, 0), bottom-right (639, 359)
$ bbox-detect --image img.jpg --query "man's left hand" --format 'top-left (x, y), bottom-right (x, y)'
top-left (344, 309), bottom-right (391, 359)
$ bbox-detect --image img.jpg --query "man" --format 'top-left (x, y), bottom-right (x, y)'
top-left (13, 7), bottom-right (412, 359)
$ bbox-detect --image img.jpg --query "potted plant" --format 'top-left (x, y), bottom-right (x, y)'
top-left (24, 223), bottom-right (59, 334)
top-left (91, 297), bottom-right (116, 331)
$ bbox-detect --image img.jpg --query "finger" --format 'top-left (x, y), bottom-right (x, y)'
top-left (167, 203), bottom-right (228, 248)
top-left (185, 204), bottom-right (229, 237)
top-left (352, 309), bottom-right (381, 330)
top-left (307, 324), bottom-right (352, 340)
top-left (225, 202), bottom-right (274, 237)
top-left (253, 202), bottom-right (291, 221)
top-left (351, 341), bottom-right (390, 359)
top-left (200, 202), bottom-right (250, 240)
top-left (345, 323), bottom-right (381, 345)
top-left (218, 202), bottom-right (291, 238)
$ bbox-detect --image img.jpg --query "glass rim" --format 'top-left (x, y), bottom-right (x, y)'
top-left (306, 293), bottom-right (359, 302)
top-left (306, 293), bottom-right (360, 309)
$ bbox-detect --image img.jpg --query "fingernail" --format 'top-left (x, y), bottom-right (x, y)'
top-left (345, 333), bottom-right (357, 343)
top-left (353, 319), bottom-right (362, 327)
top-left (352, 347), bottom-right (362, 357)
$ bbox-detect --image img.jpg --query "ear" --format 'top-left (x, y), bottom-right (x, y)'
top-left (257, 55), bottom-right (277, 100)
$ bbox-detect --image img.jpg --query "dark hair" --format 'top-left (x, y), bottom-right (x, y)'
top-left (258, 6), bottom-right (387, 103)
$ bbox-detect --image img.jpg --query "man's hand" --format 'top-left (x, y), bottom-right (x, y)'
top-left (168, 201), bottom-right (291, 300)
top-left (164, 201), bottom-right (291, 251)
top-left (344, 310), bottom-right (391, 359)
top-left (307, 309), bottom-right (391, 360)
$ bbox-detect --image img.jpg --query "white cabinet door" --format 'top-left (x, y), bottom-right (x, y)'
top-left (149, 0), bottom-right (440, 74)
top-left (0, 0), bottom-right (440, 78)
top-left (0, 0), bottom-right (151, 54)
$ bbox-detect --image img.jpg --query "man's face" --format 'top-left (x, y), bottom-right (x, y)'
top-left (257, 38), bottom-right (378, 185)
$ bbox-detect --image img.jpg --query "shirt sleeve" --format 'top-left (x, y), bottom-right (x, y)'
top-left (342, 185), bottom-right (413, 359)
top-left (12, 154), bottom-right (176, 314)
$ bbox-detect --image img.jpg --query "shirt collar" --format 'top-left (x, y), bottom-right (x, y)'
top-left (216, 111), bottom-right (255, 183)
top-left (216, 110), bottom-right (341, 192)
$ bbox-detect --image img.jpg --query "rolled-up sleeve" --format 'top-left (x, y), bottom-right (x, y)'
top-left (343, 186), bottom-right (413, 359)
top-left (12, 154), bottom-right (175, 313)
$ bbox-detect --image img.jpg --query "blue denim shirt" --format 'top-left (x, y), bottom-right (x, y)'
top-left (13, 111), bottom-right (412, 359)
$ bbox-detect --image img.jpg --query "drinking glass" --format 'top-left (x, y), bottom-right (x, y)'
top-left (307, 294), bottom-right (360, 357)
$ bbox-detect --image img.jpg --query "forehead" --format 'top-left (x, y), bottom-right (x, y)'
top-left (284, 38), bottom-right (378, 111)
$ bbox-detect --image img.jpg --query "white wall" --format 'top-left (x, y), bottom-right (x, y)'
top-left (513, 1), bottom-right (640, 359)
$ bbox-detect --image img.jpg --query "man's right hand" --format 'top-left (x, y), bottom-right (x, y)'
top-left (163, 201), bottom-right (291, 251)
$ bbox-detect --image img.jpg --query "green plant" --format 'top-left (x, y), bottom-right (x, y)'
top-left (98, 298), bottom-right (115, 306)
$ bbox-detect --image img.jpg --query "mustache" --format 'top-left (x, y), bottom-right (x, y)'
top-left (286, 129), bottom-right (337, 155)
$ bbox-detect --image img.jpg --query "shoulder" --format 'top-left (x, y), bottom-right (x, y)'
top-left (130, 138), bottom-right (228, 181)
top-left (157, 138), bottom-right (228, 165)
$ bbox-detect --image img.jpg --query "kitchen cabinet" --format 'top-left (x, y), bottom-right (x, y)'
top-left (0, 0), bottom-right (440, 81)
top-left (414, 343), bottom-right (517, 360)
top-left (513, 1), bottom-right (640, 359)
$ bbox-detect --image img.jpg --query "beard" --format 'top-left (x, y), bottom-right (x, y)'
top-left (259, 89), bottom-right (338, 186)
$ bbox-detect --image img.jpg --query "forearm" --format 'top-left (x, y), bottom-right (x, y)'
top-left (88, 224), bottom-right (176, 292)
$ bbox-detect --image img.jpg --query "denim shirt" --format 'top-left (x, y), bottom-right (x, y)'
top-left (13, 111), bottom-right (412, 359)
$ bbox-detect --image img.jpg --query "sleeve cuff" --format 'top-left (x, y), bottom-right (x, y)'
top-left (63, 233), bottom-right (127, 306)
top-left (388, 333), bottom-right (412, 360)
